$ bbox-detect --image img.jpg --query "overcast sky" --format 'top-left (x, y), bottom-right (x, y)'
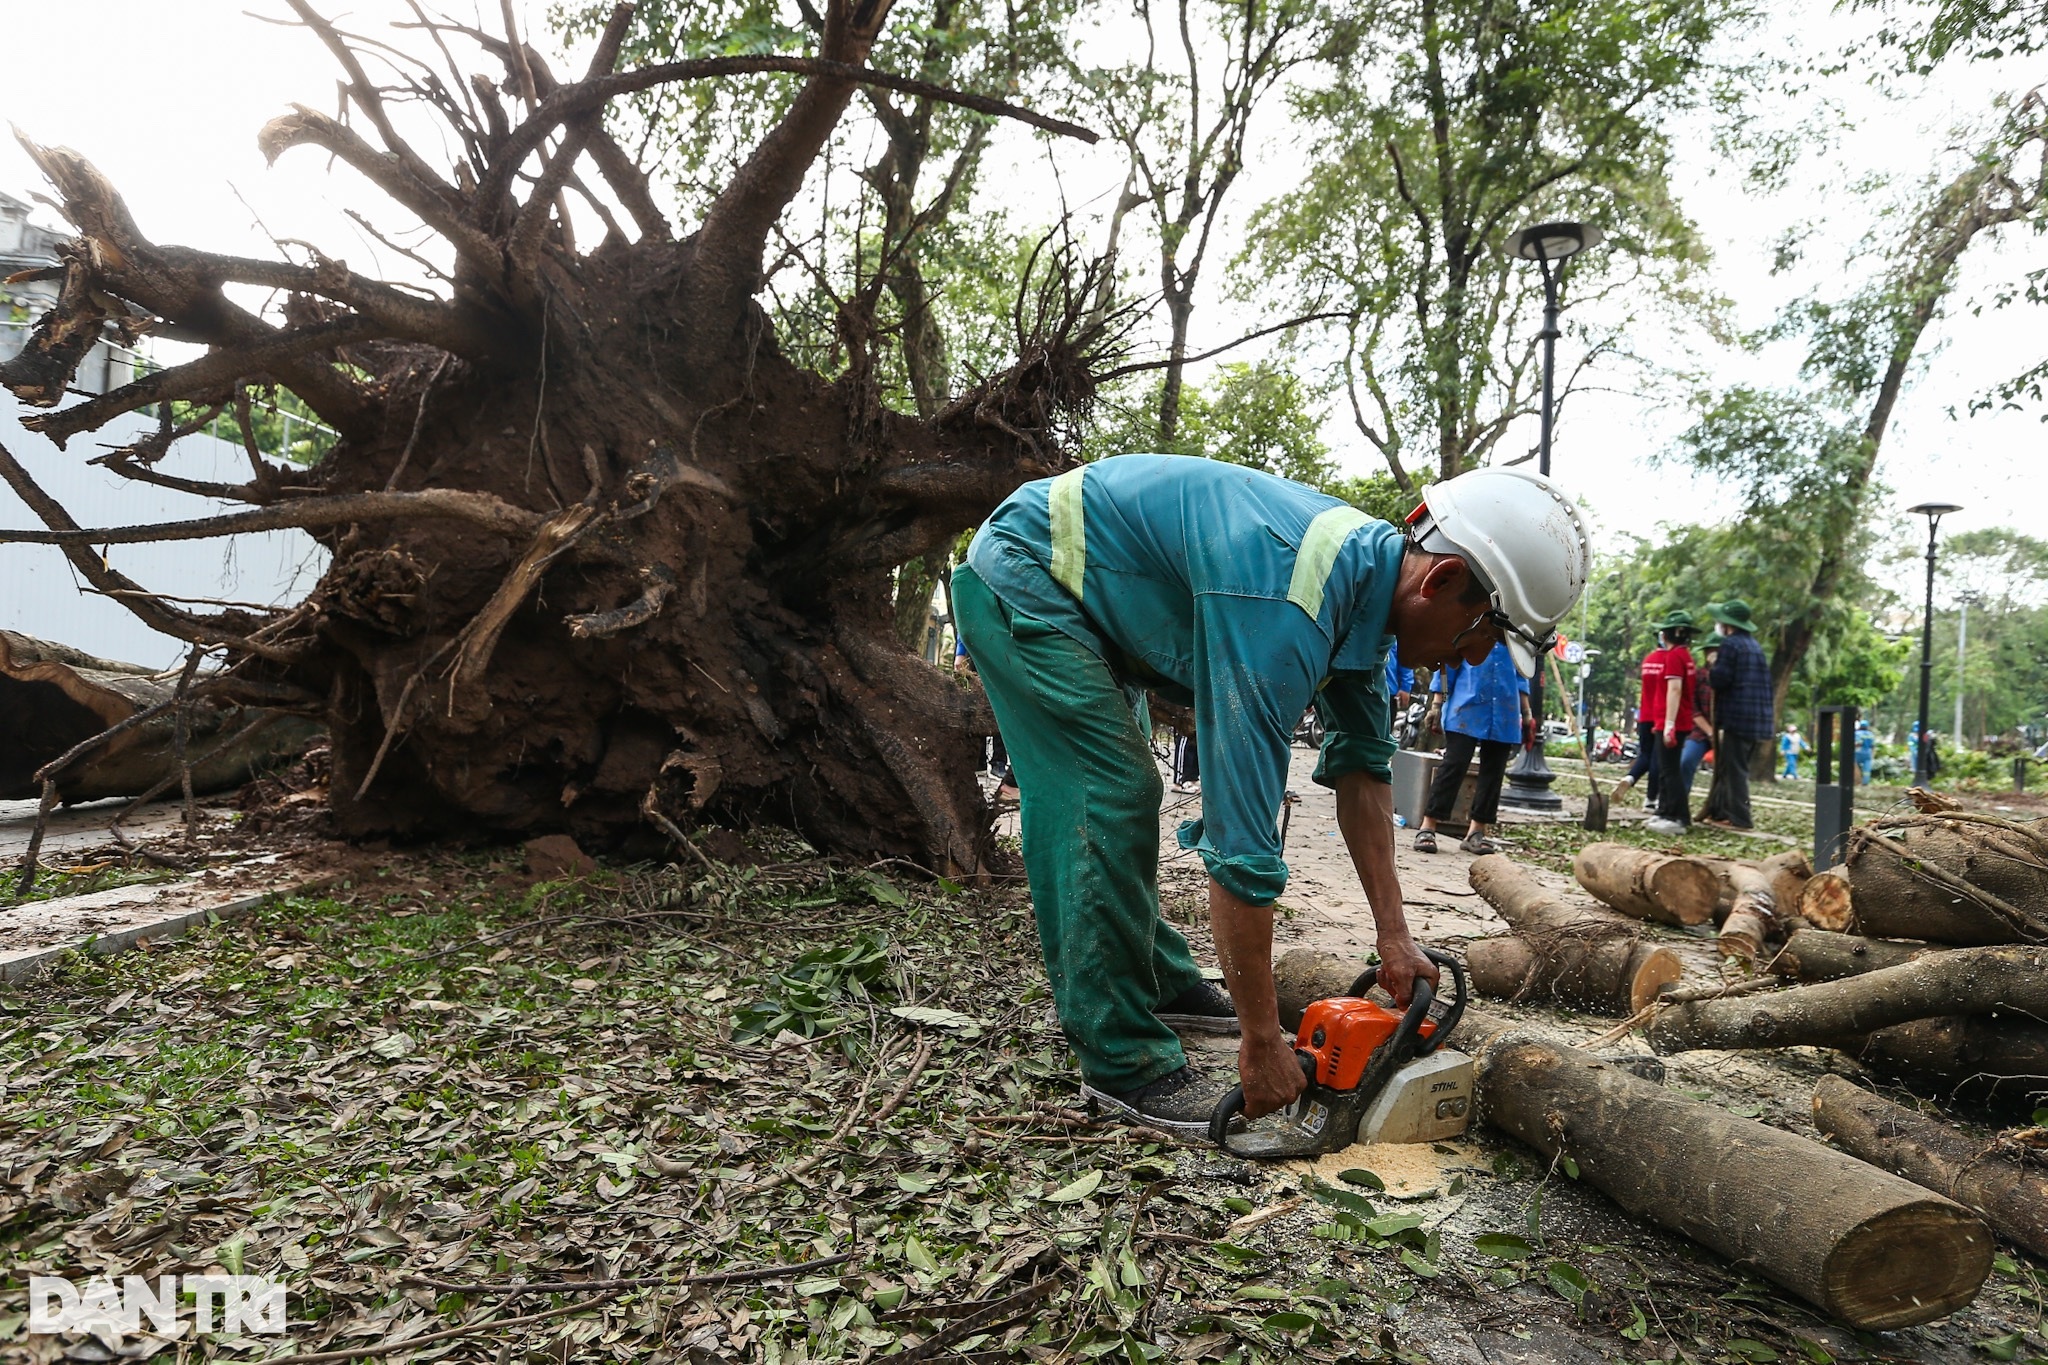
top-left (2, 1), bottom-right (2040, 609)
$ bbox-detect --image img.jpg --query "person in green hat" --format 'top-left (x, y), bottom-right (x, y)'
top-left (1703, 598), bottom-right (1771, 829)
top-left (1640, 610), bottom-right (1698, 836)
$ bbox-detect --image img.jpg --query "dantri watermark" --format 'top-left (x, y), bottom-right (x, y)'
top-left (27, 1275), bottom-right (286, 1336)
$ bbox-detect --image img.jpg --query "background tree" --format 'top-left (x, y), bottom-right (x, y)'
top-left (1872, 527), bottom-right (2048, 744)
top-left (1075, 0), bottom-right (1322, 445)
top-left (1242, 0), bottom-right (1726, 489)
top-left (0, 0), bottom-right (1107, 876)
top-left (1673, 94), bottom-right (2048, 747)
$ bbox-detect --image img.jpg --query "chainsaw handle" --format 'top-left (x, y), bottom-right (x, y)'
top-left (1207, 1051), bottom-right (1317, 1149)
top-left (1346, 946), bottom-right (1467, 1058)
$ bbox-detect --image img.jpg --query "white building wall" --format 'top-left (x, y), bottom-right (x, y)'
top-left (0, 390), bottom-right (327, 669)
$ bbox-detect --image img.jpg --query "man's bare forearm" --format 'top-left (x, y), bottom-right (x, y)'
top-left (1210, 883), bottom-right (1285, 1044)
top-left (1333, 773), bottom-right (1413, 942)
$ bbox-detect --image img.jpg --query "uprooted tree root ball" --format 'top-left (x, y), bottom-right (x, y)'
top-left (0, 0), bottom-right (1118, 877)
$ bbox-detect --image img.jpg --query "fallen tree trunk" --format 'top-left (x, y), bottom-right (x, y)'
top-left (0, 630), bottom-right (317, 801)
top-left (1465, 854), bottom-right (1681, 1012)
top-left (1827, 815), bottom-right (2048, 945)
top-left (1850, 1016), bottom-right (2048, 1114)
top-left (1477, 1035), bottom-right (1991, 1328)
top-left (1771, 928), bottom-right (1939, 982)
top-left (1813, 1075), bottom-right (2048, 1259)
top-left (1572, 842), bottom-right (1720, 926)
top-left (1646, 945), bottom-right (2048, 1055)
top-left (1760, 850), bottom-right (1813, 919)
top-left (1466, 934), bottom-right (1682, 1015)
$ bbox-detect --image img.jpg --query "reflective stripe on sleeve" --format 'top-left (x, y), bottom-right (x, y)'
top-left (1048, 465), bottom-right (1087, 600)
top-left (1287, 505), bottom-right (1372, 620)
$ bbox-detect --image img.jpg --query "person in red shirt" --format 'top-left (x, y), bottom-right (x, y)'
top-left (1641, 610), bottom-right (1698, 835)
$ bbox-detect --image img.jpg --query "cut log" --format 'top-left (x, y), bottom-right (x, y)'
top-left (1464, 854), bottom-right (1683, 1012)
top-left (1477, 1036), bottom-right (1991, 1328)
top-left (1700, 856), bottom-right (1778, 922)
top-left (1760, 850), bottom-right (1813, 918)
top-left (0, 630), bottom-right (318, 802)
top-left (1717, 908), bottom-right (1770, 966)
top-left (1800, 867), bottom-right (1854, 931)
top-left (1813, 1075), bottom-right (2048, 1259)
top-left (1850, 1016), bottom-right (2048, 1114)
top-left (1572, 843), bottom-right (1720, 926)
top-left (1830, 815), bottom-right (2048, 945)
top-left (1646, 945), bottom-right (2048, 1055)
top-left (1467, 934), bottom-right (1682, 1015)
top-left (1771, 928), bottom-right (1938, 982)
top-left (1469, 852), bottom-right (1643, 934)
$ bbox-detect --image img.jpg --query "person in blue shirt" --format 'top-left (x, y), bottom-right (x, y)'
top-left (1780, 723), bottom-right (1806, 779)
top-left (1412, 643), bottom-right (1531, 855)
top-left (1385, 648), bottom-right (1416, 711)
top-left (954, 456), bottom-right (1590, 1136)
top-left (1854, 719), bottom-right (1875, 785)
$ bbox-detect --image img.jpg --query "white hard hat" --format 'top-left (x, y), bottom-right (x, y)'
top-left (1404, 466), bottom-right (1591, 678)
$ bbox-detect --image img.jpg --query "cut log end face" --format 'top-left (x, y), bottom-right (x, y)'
top-left (1822, 1203), bottom-right (1992, 1330)
top-left (1629, 946), bottom-right (1684, 1012)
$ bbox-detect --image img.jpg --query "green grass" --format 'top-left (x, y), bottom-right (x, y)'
top-left (1, 841), bottom-right (2041, 1363)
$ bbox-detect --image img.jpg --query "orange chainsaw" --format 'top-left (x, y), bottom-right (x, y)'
top-left (1208, 947), bottom-right (1470, 1159)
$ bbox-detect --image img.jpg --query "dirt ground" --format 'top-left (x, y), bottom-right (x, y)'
top-left (1, 748), bottom-right (2044, 1363)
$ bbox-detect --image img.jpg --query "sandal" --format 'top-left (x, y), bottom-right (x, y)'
top-left (1413, 829), bottom-right (1438, 853)
top-left (1459, 832), bottom-right (1499, 855)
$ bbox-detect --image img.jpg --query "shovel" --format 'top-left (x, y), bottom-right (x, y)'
top-left (1547, 654), bottom-right (1607, 832)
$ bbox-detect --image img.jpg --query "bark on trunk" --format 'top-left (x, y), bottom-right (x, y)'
top-left (1813, 1075), bottom-right (2048, 1260)
top-left (1646, 946), bottom-right (2048, 1055)
top-left (1849, 1016), bottom-right (2048, 1113)
top-left (1760, 849), bottom-right (1813, 918)
top-left (1700, 857), bottom-right (1778, 921)
top-left (1827, 816), bottom-right (2048, 945)
top-left (1, 631), bottom-right (317, 801)
top-left (1572, 842), bottom-right (1721, 926)
top-left (1771, 928), bottom-right (1939, 983)
top-left (1466, 934), bottom-right (1681, 1015)
top-left (1477, 1036), bottom-right (1993, 1329)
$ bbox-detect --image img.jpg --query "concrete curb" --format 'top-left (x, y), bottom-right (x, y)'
top-left (0, 880), bottom-right (326, 985)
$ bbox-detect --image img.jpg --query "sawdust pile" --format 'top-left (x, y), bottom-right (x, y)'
top-left (1288, 1139), bottom-right (1490, 1198)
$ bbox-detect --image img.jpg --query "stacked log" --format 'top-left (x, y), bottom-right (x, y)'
top-left (1571, 843), bottom-right (1720, 927)
top-left (1814, 1076), bottom-right (2048, 1259)
top-left (1770, 928), bottom-right (1939, 982)
top-left (1465, 855), bottom-right (1681, 1014)
top-left (1647, 945), bottom-right (2048, 1113)
top-left (1800, 813), bottom-right (2048, 945)
top-left (1699, 857), bottom-right (1778, 964)
top-left (1477, 1036), bottom-right (1992, 1328)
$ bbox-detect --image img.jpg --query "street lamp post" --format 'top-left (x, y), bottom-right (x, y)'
top-left (1908, 501), bottom-right (1962, 785)
top-left (1954, 590), bottom-right (1977, 749)
top-left (1499, 220), bottom-right (1604, 811)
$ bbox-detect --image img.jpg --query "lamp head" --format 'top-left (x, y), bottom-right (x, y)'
top-left (1908, 501), bottom-right (1963, 519)
top-left (1506, 221), bottom-right (1605, 262)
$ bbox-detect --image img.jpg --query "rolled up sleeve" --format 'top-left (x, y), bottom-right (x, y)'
top-left (1174, 593), bottom-right (1319, 907)
top-left (1312, 672), bottom-right (1394, 788)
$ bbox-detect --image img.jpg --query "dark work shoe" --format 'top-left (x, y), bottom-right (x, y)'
top-left (1157, 979), bottom-right (1240, 1035)
top-left (1081, 1065), bottom-right (1234, 1138)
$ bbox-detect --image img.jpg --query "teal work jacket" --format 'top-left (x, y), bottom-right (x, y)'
top-left (966, 454), bottom-right (1404, 906)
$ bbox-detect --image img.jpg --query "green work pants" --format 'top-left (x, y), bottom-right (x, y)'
top-left (954, 564), bottom-right (1204, 1092)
